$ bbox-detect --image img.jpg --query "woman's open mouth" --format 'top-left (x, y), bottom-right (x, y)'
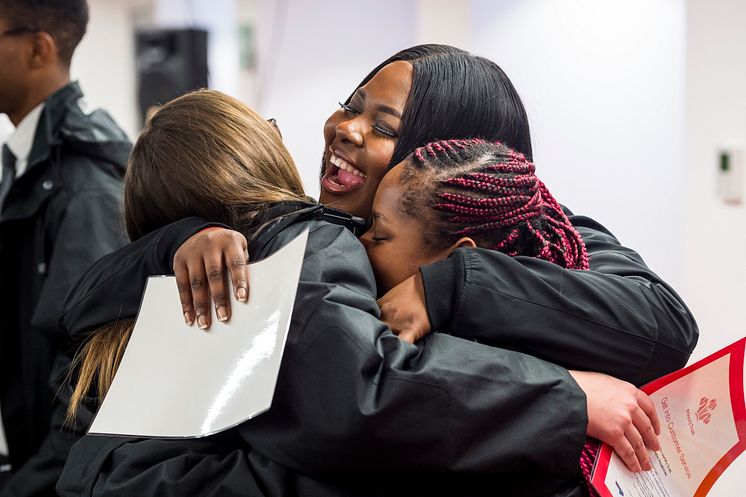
top-left (321, 151), bottom-right (367, 193)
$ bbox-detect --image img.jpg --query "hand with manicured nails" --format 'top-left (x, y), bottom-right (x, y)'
top-left (377, 272), bottom-right (432, 344)
top-left (570, 370), bottom-right (661, 473)
top-left (173, 227), bottom-right (250, 330)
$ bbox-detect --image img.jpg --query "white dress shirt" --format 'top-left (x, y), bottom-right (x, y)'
top-left (0, 102), bottom-right (45, 182)
top-left (0, 114), bottom-right (13, 144)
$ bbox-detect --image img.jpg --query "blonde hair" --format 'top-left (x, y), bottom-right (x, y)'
top-left (67, 89), bottom-right (306, 423)
top-left (125, 89), bottom-right (306, 239)
top-left (66, 320), bottom-right (134, 424)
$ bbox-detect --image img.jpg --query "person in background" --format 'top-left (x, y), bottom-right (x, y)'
top-left (0, 1), bottom-right (130, 495)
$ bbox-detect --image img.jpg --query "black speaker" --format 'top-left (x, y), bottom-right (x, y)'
top-left (135, 28), bottom-right (209, 124)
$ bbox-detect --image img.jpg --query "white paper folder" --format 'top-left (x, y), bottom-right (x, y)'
top-left (592, 337), bottom-right (746, 497)
top-left (87, 229), bottom-right (308, 438)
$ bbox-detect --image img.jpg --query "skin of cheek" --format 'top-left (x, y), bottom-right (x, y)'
top-left (367, 242), bottom-right (418, 295)
top-left (365, 216), bottom-right (446, 296)
top-left (319, 111), bottom-right (395, 218)
top-left (0, 45), bottom-right (27, 116)
top-left (318, 61), bottom-right (412, 219)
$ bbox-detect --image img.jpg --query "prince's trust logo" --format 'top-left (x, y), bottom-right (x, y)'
top-left (695, 396), bottom-right (717, 424)
top-left (685, 396), bottom-right (717, 437)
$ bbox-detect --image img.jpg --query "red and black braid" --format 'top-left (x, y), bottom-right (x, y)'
top-left (401, 138), bottom-right (589, 270)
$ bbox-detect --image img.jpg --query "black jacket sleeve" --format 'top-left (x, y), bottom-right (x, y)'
top-left (60, 216), bottom-right (223, 345)
top-left (57, 222), bottom-right (587, 497)
top-left (239, 223), bottom-right (586, 479)
top-left (58, 435), bottom-right (271, 497)
top-left (421, 213), bottom-right (698, 386)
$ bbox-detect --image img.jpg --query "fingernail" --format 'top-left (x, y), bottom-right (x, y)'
top-left (217, 306), bottom-right (228, 322)
top-left (197, 314), bottom-right (209, 330)
top-left (237, 287), bottom-right (248, 302)
top-left (184, 312), bottom-right (193, 326)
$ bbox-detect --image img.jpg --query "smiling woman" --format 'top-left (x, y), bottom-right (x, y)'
top-left (318, 44), bottom-right (530, 219)
top-left (320, 60), bottom-right (411, 218)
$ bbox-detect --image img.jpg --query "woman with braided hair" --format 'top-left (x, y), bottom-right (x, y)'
top-left (361, 138), bottom-right (606, 497)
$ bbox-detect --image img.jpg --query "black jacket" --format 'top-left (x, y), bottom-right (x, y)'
top-left (0, 82), bottom-right (130, 496)
top-left (56, 203), bottom-right (590, 497)
top-left (421, 209), bottom-right (698, 386)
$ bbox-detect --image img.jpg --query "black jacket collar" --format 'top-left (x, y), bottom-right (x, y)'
top-left (26, 81), bottom-right (131, 174)
top-left (1, 82), bottom-right (130, 223)
top-left (246, 200), bottom-right (369, 246)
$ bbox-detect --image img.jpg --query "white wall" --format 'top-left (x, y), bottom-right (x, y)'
top-left (684, 0), bottom-right (746, 360)
top-left (72, 0), bottom-right (148, 140)
top-left (469, 0), bottom-right (686, 290)
top-left (416, 0), bottom-right (468, 48)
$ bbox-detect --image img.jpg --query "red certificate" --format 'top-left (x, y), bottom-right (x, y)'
top-left (591, 337), bottom-right (746, 497)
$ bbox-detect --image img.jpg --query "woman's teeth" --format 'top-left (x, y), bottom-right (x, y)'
top-left (330, 154), bottom-right (366, 178)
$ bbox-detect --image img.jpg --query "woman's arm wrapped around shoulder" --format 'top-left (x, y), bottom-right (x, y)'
top-left (60, 217), bottom-right (223, 345)
top-left (420, 212), bottom-right (698, 385)
top-left (237, 222), bottom-right (588, 486)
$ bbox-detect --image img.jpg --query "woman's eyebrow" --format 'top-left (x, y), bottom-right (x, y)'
top-left (357, 88), bottom-right (402, 119)
top-left (372, 211), bottom-right (388, 222)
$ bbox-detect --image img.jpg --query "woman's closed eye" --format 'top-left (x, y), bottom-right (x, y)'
top-left (339, 101), bottom-right (360, 115)
top-left (338, 102), bottom-right (398, 138)
top-left (365, 224), bottom-right (388, 243)
top-left (372, 123), bottom-right (397, 138)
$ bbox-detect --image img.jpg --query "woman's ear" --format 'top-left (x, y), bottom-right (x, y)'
top-left (446, 237), bottom-right (476, 255)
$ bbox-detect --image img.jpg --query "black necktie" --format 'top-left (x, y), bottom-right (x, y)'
top-left (0, 144), bottom-right (17, 212)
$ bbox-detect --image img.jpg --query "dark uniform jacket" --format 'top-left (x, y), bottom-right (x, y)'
top-left (55, 201), bottom-right (697, 496)
top-left (421, 210), bottom-right (698, 386)
top-left (0, 82), bottom-right (130, 496)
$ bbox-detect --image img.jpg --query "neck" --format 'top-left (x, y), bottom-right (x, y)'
top-left (8, 71), bottom-right (70, 126)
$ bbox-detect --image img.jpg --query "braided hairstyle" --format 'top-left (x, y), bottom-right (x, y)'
top-left (399, 138), bottom-right (589, 270)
